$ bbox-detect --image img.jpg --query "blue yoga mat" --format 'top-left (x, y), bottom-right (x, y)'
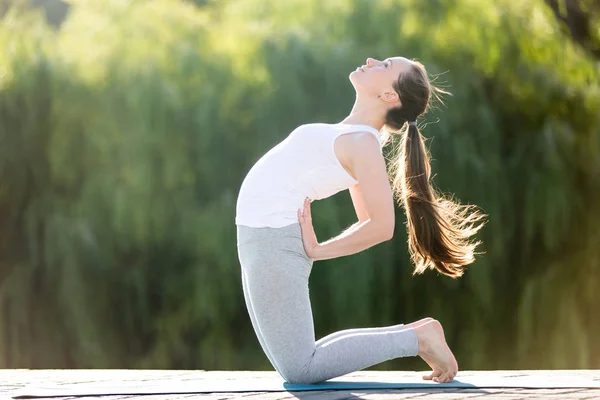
top-left (12, 370), bottom-right (600, 398)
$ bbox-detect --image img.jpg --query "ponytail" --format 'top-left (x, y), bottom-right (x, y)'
top-left (394, 122), bottom-right (487, 278)
top-left (385, 60), bottom-right (486, 277)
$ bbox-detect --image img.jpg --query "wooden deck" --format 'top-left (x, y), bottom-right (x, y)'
top-left (3, 370), bottom-right (600, 399)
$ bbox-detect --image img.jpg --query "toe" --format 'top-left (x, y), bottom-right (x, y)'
top-left (422, 368), bottom-right (443, 381)
top-left (422, 372), bottom-right (435, 380)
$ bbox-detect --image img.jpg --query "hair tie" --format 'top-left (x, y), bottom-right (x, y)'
top-left (407, 121), bottom-right (417, 126)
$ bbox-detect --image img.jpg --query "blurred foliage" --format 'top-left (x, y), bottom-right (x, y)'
top-left (544, 0), bottom-right (600, 59)
top-left (0, 0), bottom-right (598, 371)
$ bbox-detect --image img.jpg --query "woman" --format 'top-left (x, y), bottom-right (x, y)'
top-left (235, 57), bottom-right (487, 384)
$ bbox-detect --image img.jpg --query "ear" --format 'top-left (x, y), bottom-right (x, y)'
top-left (378, 91), bottom-right (400, 106)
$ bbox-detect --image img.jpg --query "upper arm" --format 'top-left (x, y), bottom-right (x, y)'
top-left (349, 183), bottom-right (370, 223)
top-left (346, 133), bottom-right (395, 237)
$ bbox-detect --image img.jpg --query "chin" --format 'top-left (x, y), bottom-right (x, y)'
top-left (349, 72), bottom-right (364, 90)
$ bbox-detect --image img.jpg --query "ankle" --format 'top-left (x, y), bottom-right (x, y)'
top-left (414, 319), bottom-right (438, 355)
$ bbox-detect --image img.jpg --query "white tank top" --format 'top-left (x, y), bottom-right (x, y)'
top-left (235, 123), bottom-right (382, 228)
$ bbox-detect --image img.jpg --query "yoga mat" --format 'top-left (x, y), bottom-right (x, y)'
top-left (12, 370), bottom-right (600, 398)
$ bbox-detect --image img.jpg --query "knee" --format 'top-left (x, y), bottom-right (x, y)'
top-left (282, 369), bottom-right (328, 384)
top-left (279, 364), bottom-right (316, 384)
top-left (281, 369), bottom-right (310, 384)
top-left (285, 375), bottom-right (321, 384)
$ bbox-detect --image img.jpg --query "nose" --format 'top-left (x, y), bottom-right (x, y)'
top-left (366, 58), bottom-right (378, 67)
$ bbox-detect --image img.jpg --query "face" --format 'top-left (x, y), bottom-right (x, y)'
top-left (349, 56), bottom-right (414, 103)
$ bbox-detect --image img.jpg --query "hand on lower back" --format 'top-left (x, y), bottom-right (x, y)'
top-left (298, 197), bottom-right (319, 260)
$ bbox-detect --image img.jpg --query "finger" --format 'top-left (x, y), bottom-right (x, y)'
top-left (298, 209), bottom-right (303, 223)
top-left (305, 198), bottom-right (312, 219)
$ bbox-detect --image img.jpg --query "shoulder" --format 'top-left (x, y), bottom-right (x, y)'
top-left (337, 131), bottom-right (382, 158)
top-left (347, 131), bottom-right (380, 147)
top-left (335, 130), bottom-right (384, 178)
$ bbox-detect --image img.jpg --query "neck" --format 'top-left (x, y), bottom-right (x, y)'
top-left (339, 95), bottom-right (385, 131)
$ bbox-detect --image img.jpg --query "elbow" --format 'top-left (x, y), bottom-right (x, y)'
top-left (375, 220), bottom-right (394, 242)
top-left (382, 227), bottom-right (394, 241)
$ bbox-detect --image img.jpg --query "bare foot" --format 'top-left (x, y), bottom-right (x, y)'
top-left (414, 319), bottom-right (458, 383)
top-left (401, 318), bottom-right (437, 377)
top-left (403, 317), bottom-right (434, 329)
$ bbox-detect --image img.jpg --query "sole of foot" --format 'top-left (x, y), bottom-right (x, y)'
top-left (414, 319), bottom-right (458, 383)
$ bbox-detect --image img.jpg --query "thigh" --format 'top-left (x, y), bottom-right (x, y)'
top-left (241, 268), bottom-right (288, 373)
top-left (238, 238), bottom-right (316, 370)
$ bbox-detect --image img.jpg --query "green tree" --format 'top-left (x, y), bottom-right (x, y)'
top-left (0, 0), bottom-right (598, 371)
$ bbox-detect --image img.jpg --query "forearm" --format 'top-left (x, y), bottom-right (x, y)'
top-left (313, 219), bottom-right (390, 261)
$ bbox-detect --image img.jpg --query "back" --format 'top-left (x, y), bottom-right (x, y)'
top-left (235, 123), bottom-right (382, 228)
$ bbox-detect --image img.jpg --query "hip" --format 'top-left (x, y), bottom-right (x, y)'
top-left (236, 222), bottom-right (313, 268)
top-left (237, 222), bottom-right (302, 244)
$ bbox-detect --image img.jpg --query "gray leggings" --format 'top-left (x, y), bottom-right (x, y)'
top-left (236, 222), bottom-right (419, 384)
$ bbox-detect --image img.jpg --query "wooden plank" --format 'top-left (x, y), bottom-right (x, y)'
top-left (3, 370), bottom-right (600, 400)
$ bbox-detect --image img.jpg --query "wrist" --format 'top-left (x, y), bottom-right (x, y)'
top-left (311, 243), bottom-right (323, 261)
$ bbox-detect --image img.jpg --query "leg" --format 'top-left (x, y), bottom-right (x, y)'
top-left (238, 225), bottom-right (420, 384)
top-left (239, 236), bottom-right (318, 383)
top-left (240, 268), bottom-right (281, 372)
top-left (314, 317), bottom-right (433, 346)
